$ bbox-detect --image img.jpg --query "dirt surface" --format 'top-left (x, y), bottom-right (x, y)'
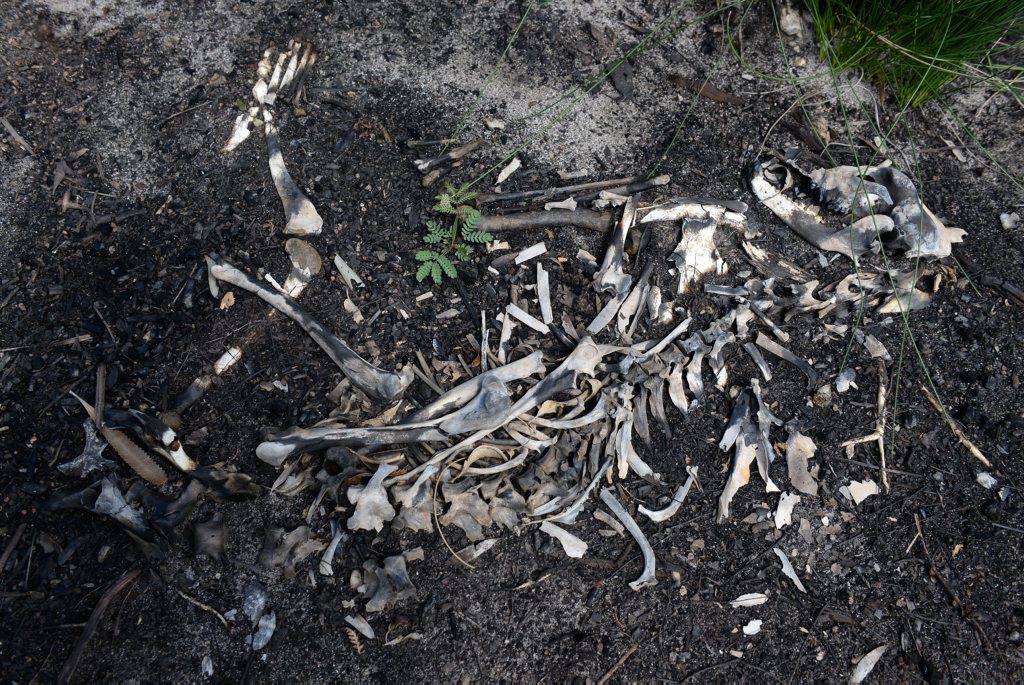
top-left (2, 0), bottom-right (1024, 682)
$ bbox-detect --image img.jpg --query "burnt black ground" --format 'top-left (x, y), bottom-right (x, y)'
top-left (2, 1), bottom-right (1024, 682)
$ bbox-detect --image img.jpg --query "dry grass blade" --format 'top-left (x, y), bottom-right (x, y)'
top-left (919, 384), bottom-right (991, 468)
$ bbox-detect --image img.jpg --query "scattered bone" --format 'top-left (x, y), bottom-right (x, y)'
top-left (755, 333), bottom-right (819, 389)
top-left (213, 347), bottom-right (243, 376)
top-left (59, 419), bottom-right (113, 478)
top-left (743, 342), bottom-right (772, 381)
top-left (258, 525), bottom-right (312, 573)
top-left (540, 521), bottom-right (588, 558)
top-left (1001, 212), bottom-right (1020, 230)
top-left (849, 644), bottom-right (888, 685)
top-left (361, 555), bottom-right (416, 612)
top-left (860, 333), bottom-right (890, 361)
top-left (347, 464), bottom-right (399, 531)
top-left (594, 196), bottom-right (637, 296)
top-left (223, 108), bottom-right (257, 152)
top-left (839, 361), bottom-right (890, 491)
top-left (577, 249), bottom-right (599, 273)
top-left (505, 303), bottom-right (548, 334)
top-left (536, 264), bottom-right (553, 325)
top-left (741, 242), bottom-right (812, 282)
top-left (976, 472), bottom-right (998, 490)
top-left (544, 197), bottom-right (577, 212)
top-left (774, 492), bottom-right (800, 529)
top-left (345, 615), bottom-right (375, 640)
top-left (265, 117), bottom-right (323, 236)
top-left (639, 468), bottom-right (697, 522)
top-left (495, 157), bottom-right (522, 185)
top-left (343, 298), bottom-right (364, 324)
top-left (483, 116), bottom-right (506, 130)
top-left (593, 509), bottom-right (625, 536)
top-left (319, 521), bottom-right (346, 575)
top-left (668, 218), bottom-right (726, 294)
top-left (840, 479), bottom-right (880, 505)
top-left (414, 139), bottom-right (483, 174)
top-left (208, 256), bottom-right (410, 404)
top-left (730, 592), bottom-right (769, 608)
top-left (249, 613), bottom-right (276, 651)
top-left (333, 254), bottom-right (366, 291)
top-left (454, 539), bottom-right (499, 564)
top-left (773, 547), bottom-right (806, 593)
top-left (281, 239), bottom-right (322, 298)
top-left (836, 368), bottom-right (857, 393)
top-left (586, 289), bottom-right (630, 335)
top-left (785, 427), bottom-right (819, 496)
top-left (742, 619), bottom-right (763, 636)
top-left (599, 488), bottom-right (657, 590)
top-left (392, 465), bottom-right (438, 533)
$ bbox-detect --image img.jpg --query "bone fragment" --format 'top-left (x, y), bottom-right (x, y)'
top-left (731, 592), bottom-right (768, 608)
top-left (785, 428), bottom-right (819, 496)
top-left (404, 338), bottom-right (604, 479)
top-left (333, 254), bottom-right (365, 291)
top-left (636, 317), bottom-right (692, 363)
top-left (320, 523), bottom-right (346, 576)
top-left (774, 492), bottom-right (800, 529)
top-left (755, 332), bottom-right (819, 389)
top-left (207, 255), bottom-right (409, 404)
top-left (257, 424), bottom-right (445, 465)
top-left (495, 157), bottom-right (522, 185)
top-left (594, 196), bottom-right (637, 296)
top-left (265, 117), bottom-right (323, 236)
top-left (347, 464), bottom-right (399, 532)
top-left (743, 342), bottom-right (772, 381)
top-left (544, 197), bottom-right (577, 211)
top-left (516, 240), bottom-right (548, 264)
top-left (414, 139), bottom-right (482, 174)
top-left (741, 241), bottom-right (812, 282)
top-left (405, 351), bottom-right (545, 423)
top-left (586, 289), bottom-right (630, 335)
top-left (214, 347), bottom-right (243, 375)
top-left (223, 108), bottom-right (257, 153)
top-left (506, 303), bottom-right (548, 333)
top-left (536, 263), bottom-right (553, 325)
top-left (669, 218), bottom-right (726, 294)
top-left (849, 645), bottom-right (889, 685)
top-left (840, 479), bottom-right (880, 505)
top-left (772, 547), bottom-right (806, 592)
top-left (639, 469), bottom-right (696, 522)
top-left (497, 311), bottom-right (515, 364)
top-left (717, 430), bottom-right (756, 523)
top-left (599, 488), bottom-right (657, 590)
top-left (281, 239), bottom-right (322, 297)
top-left (539, 521), bottom-right (588, 558)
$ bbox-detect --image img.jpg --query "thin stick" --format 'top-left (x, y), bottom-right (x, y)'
top-left (174, 588), bottom-right (228, 628)
top-left (93, 363), bottom-right (106, 429)
top-left (58, 567), bottom-right (141, 684)
top-left (1, 116), bottom-right (34, 155)
top-left (876, 361), bottom-right (889, 493)
top-left (476, 176), bottom-right (639, 205)
top-left (0, 523), bottom-right (27, 577)
top-left (913, 514), bottom-right (993, 651)
top-left (479, 209), bottom-right (614, 234)
top-left (596, 643), bottom-right (638, 685)
top-left (920, 384), bottom-right (991, 468)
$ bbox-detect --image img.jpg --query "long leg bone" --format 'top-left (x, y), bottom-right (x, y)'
top-left (207, 255), bottom-right (411, 404)
top-left (265, 114), bottom-right (323, 236)
top-left (599, 488), bottom-right (657, 590)
top-left (594, 196), bottom-right (637, 296)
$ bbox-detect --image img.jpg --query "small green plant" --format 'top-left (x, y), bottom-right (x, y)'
top-left (415, 183), bottom-right (493, 285)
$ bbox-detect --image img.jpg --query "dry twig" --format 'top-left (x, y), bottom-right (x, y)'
top-left (920, 384), bottom-right (991, 468)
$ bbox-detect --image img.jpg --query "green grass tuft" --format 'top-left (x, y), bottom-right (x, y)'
top-left (804, 0), bottom-right (1024, 107)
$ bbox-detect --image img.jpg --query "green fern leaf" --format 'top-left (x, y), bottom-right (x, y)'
top-left (415, 262), bottom-right (432, 282)
top-left (454, 244), bottom-right (473, 261)
top-left (430, 262), bottom-right (442, 285)
top-left (415, 249), bottom-right (437, 262)
top-left (436, 254), bottom-right (458, 279)
top-left (423, 232), bottom-right (443, 244)
top-left (462, 228), bottom-right (494, 244)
